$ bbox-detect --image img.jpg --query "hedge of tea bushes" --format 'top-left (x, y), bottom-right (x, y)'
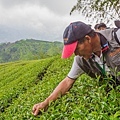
top-left (0, 56), bottom-right (120, 120)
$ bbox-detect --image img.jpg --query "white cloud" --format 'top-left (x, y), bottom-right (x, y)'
top-left (0, 0), bottom-right (88, 43)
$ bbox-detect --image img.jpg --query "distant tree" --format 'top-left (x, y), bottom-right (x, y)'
top-left (3, 53), bottom-right (11, 62)
top-left (70, 0), bottom-right (120, 23)
top-left (10, 47), bottom-right (17, 53)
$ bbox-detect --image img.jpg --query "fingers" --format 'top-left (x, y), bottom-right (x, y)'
top-left (32, 102), bottom-right (48, 116)
top-left (33, 107), bottom-right (40, 116)
top-left (32, 104), bottom-right (40, 116)
top-left (32, 104), bottom-right (36, 113)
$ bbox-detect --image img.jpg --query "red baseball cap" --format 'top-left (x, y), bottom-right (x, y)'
top-left (61, 21), bottom-right (92, 59)
top-left (61, 41), bottom-right (78, 58)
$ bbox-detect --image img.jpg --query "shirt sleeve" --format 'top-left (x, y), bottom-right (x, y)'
top-left (67, 55), bottom-right (84, 80)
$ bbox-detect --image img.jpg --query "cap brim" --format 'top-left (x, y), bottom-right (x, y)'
top-left (61, 41), bottom-right (78, 59)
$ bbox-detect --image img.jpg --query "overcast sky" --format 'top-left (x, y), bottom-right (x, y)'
top-left (0, 0), bottom-right (91, 43)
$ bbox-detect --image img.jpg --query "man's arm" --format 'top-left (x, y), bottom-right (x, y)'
top-left (32, 77), bottom-right (75, 116)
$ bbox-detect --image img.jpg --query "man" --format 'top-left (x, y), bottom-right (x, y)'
top-left (97, 23), bottom-right (107, 30)
top-left (32, 21), bottom-right (120, 116)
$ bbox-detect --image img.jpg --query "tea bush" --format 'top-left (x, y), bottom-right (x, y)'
top-left (0, 56), bottom-right (120, 120)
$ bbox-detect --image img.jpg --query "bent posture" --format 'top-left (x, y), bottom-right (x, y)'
top-left (32, 21), bottom-right (120, 116)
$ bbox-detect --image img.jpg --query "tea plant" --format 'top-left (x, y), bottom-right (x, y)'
top-left (0, 56), bottom-right (120, 120)
top-left (0, 57), bottom-right (55, 113)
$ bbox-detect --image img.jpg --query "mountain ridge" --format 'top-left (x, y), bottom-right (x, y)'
top-left (0, 39), bottom-right (63, 63)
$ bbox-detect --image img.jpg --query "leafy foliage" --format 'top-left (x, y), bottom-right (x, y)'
top-left (70, 0), bottom-right (120, 23)
top-left (0, 56), bottom-right (120, 120)
top-left (0, 39), bottom-right (63, 63)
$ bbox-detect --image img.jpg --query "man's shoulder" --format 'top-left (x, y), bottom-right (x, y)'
top-left (74, 55), bottom-right (82, 60)
top-left (73, 55), bottom-right (83, 65)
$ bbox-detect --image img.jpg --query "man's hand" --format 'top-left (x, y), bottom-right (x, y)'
top-left (32, 77), bottom-right (75, 116)
top-left (32, 101), bottom-right (48, 116)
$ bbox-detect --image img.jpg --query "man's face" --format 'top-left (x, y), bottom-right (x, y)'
top-left (98, 27), bottom-right (106, 30)
top-left (74, 37), bottom-right (93, 60)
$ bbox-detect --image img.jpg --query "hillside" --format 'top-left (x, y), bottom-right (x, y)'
top-left (0, 56), bottom-right (120, 120)
top-left (0, 39), bottom-right (63, 63)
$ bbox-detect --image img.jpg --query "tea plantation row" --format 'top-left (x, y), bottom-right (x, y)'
top-left (0, 56), bottom-right (120, 120)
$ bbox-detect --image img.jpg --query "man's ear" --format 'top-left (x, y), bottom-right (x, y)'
top-left (85, 35), bottom-right (91, 43)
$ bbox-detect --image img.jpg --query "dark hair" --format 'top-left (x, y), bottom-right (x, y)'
top-left (87, 30), bottom-right (96, 37)
top-left (98, 23), bottom-right (107, 29)
top-left (78, 30), bottom-right (96, 43)
top-left (94, 24), bottom-right (99, 29)
top-left (114, 20), bottom-right (120, 28)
